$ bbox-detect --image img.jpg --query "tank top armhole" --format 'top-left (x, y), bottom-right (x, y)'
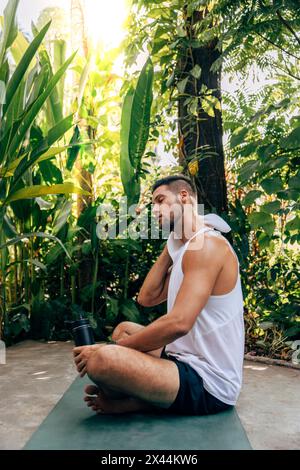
top-left (222, 236), bottom-right (240, 269)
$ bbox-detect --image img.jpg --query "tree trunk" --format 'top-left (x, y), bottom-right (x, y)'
top-left (178, 10), bottom-right (228, 215)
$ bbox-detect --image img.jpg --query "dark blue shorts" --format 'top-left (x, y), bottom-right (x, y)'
top-left (160, 347), bottom-right (233, 416)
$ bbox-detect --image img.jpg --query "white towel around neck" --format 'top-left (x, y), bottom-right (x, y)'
top-left (203, 213), bottom-right (231, 233)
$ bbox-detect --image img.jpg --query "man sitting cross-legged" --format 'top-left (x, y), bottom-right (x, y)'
top-left (73, 175), bottom-right (245, 415)
top-left (75, 321), bottom-right (174, 414)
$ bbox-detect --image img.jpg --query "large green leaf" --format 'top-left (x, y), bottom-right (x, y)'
top-left (288, 171), bottom-right (300, 190)
top-left (120, 86), bottom-right (140, 206)
top-left (261, 200), bottom-right (281, 214)
top-left (2, 146), bottom-right (67, 177)
top-left (105, 297), bottom-right (119, 323)
top-left (261, 177), bottom-right (284, 195)
top-left (39, 160), bottom-right (63, 185)
top-left (76, 55), bottom-right (92, 108)
top-left (230, 127), bottom-right (248, 148)
top-left (190, 64), bottom-right (202, 79)
top-left (3, 214), bottom-right (17, 237)
top-left (24, 62), bottom-right (49, 110)
top-left (0, 0), bottom-right (19, 67)
top-left (0, 231), bottom-right (72, 260)
top-left (66, 125), bottom-right (81, 171)
top-left (0, 56), bottom-right (9, 86)
top-left (6, 183), bottom-right (90, 204)
top-left (280, 126), bottom-right (300, 150)
top-left (128, 57), bottom-right (154, 169)
top-left (11, 115), bottom-right (74, 191)
top-left (285, 216), bottom-right (300, 232)
top-left (6, 51), bottom-right (76, 161)
top-left (3, 22), bottom-right (51, 116)
top-left (120, 299), bottom-right (140, 323)
top-left (52, 200), bottom-right (72, 235)
top-left (242, 190), bottom-right (263, 207)
top-left (53, 39), bottom-right (66, 103)
top-left (248, 211), bottom-right (275, 237)
top-left (2, 75), bottom-right (25, 135)
top-left (39, 48), bottom-right (63, 125)
top-left (238, 159), bottom-right (260, 183)
top-left (46, 115), bottom-right (74, 146)
top-left (9, 29), bottom-right (29, 64)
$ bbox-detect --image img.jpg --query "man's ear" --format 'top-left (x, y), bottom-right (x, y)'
top-left (180, 189), bottom-right (189, 204)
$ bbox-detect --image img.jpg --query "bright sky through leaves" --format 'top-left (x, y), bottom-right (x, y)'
top-left (0, 0), bottom-right (128, 49)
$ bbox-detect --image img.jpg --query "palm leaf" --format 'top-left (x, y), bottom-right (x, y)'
top-left (128, 57), bottom-right (154, 169)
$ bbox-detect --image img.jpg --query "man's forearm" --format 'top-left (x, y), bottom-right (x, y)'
top-left (115, 314), bottom-right (184, 352)
top-left (138, 245), bottom-right (172, 301)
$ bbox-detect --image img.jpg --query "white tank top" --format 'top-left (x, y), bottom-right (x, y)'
top-left (165, 226), bottom-right (245, 405)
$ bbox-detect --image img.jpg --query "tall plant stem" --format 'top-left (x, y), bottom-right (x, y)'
top-left (0, 210), bottom-right (7, 339)
top-left (91, 244), bottom-right (99, 315)
top-left (123, 247), bottom-right (130, 300)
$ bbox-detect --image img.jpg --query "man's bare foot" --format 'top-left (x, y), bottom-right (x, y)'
top-left (84, 385), bottom-right (158, 414)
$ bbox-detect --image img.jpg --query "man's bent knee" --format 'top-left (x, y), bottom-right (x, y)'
top-left (111, 321), bottom-right (144, 341)
top-left (86, 345), bottom-right (114, 380)
top-left (111, 322), bottom-right (129, 341)
top-left (111, 323), bottom-right (163, 358)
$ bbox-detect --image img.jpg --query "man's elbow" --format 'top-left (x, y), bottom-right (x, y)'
top-left (172, 319), bottom-right (190, 337)
top-left (137, 293), bottom-right (154, 307)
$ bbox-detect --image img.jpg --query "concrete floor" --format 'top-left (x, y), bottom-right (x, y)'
top-left (0, 340), bottom-right (299, 450)
top-left (236, 362), bottom-right (300, 450)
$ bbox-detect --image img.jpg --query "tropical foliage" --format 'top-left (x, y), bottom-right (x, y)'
top-left (0, 0), bottom-right (299, 362)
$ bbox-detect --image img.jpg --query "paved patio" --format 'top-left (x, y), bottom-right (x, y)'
top-left (0, 340), bottom-right (299, 450)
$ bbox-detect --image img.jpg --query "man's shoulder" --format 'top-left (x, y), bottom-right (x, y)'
top-left (183, 232), bottom-right (229, 271)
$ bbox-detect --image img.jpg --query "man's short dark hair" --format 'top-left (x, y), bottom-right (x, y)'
top-left (152, 175), bottom-right (196, 196)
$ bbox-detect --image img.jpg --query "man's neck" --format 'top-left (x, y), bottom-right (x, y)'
top-left (173, 215), bottom-right (211, 244)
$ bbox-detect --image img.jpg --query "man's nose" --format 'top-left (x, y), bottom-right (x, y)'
top-left (152, 204), bottom-right (159, 217)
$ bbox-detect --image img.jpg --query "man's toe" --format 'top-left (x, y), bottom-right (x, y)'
top-left (84, 385), bottom-right (99, 395)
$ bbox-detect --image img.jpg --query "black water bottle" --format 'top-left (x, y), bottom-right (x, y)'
top-left (65, 317), bottom-right (95, 346)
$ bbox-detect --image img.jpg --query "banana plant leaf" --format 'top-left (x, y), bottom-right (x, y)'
top-left (128, 57), bottom-right (153, 169)
top-left (6, 182), bottom-right (90, 204)
top-left (0, 0), bottom-right (19, 67)
top-left (120, 86), bottom-right (140, 206)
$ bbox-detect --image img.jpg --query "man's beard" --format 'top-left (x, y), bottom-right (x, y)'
top-left (160, 218), bottom-right (174, 232)
top-left (159, 215), bottom-right (174, 233)
top-left (161, 212), bottom-right (182, 234)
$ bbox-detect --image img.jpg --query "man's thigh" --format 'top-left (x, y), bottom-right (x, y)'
top-left (87, 345), bottom-right (180, 408)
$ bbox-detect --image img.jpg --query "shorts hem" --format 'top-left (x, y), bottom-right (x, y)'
top-left (161, 347), bottom-right (235, 415)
